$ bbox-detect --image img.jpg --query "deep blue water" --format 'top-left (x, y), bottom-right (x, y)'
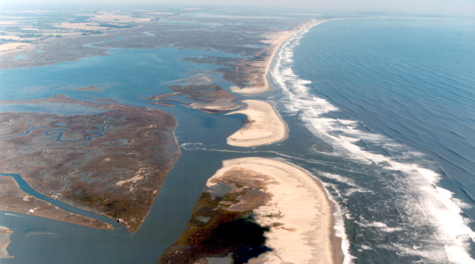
top-left (271, 18), bottom-right (475, 263)
top-left (1, 17), bottom-right (474, 264)
top-left (295, 18), bottom-right (475, 189)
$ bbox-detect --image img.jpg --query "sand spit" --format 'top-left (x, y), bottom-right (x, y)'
top-left (207, 157), bottom-right (342, 264)
top-left (226, 100), bottom-right (288, 147)
top-left (232, 19), bottom-right (327, 95)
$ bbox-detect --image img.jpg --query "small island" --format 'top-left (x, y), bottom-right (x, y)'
top-left (151, 83), bottom-right (243, 113)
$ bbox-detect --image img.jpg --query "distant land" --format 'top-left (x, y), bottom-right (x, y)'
top-left (6, 4), bottom-right (472, 264)
top-left (0, 7), bottom-right (346, 263)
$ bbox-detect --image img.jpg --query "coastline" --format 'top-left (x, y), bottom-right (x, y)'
top-left (159, 18), bottom-right (346, 264)
top-left (230, 29), bottom-right (297, 94)
top-left (226, 19), bottom-right (327, 147)
top-left (226, 100), bottom-right (288, 147)
top-left (158, 157), bottom-right (343, 264)
top-left (231, 19), bottom-right (327, 95)
top-left (208, 157), bottom-right (343, 264)
top-left (229, 19), bottom-right (345, 263)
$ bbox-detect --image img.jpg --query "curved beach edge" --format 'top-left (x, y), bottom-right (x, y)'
top-left (226, 100), bottom-right (288, 147)
top-left (208, 157), bottom-right (345, 264)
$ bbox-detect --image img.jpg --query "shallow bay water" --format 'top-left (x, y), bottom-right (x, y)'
top-left (0, 43), bottom-right (246, 263)
top-left (0, 17), bottom-right (474, 264)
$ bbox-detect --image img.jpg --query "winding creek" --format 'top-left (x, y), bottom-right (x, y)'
top-left (0, 172), bottom-right (120, 229)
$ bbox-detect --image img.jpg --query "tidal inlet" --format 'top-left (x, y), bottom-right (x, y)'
top-left (1, 1), bottom-right (474, 264)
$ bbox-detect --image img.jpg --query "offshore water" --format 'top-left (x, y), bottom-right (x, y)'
top-left (271, 18), bottom-right (475, 263)
top-left (0, 18), bottom-right (474, 264)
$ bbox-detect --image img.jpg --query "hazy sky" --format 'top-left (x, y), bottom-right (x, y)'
top-left (2, 0), bottom-right (475, 16)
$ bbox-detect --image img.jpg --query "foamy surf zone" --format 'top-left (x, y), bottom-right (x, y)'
top-left (270, 19), bottom-right (475, 263)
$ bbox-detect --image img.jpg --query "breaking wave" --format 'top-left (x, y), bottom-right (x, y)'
top-left (270, 20), bottom-right (475, 264)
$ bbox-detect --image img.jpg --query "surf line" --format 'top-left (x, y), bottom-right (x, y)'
top-left (269, 18), bottom-right (355, 264)
top-left (272, 17), bottom-right (475, 263)
top-left (0, 172), bottom-right (119, 229)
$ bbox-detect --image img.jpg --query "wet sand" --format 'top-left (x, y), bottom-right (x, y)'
top-left (226, 100), bottom-right (288, 147)
top-left (208, 157), bottom-right (342, 264)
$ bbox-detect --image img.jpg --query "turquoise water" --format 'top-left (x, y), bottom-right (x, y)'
top-left (271, 18), bottom-right (475, 263)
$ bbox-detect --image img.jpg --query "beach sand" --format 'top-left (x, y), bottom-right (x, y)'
top-left (207, 157), bottom-right (342, 264)
top-left (231, 20), bottom-right (326, 95)
top-left (227, 20), bottom-right (328, 147)
top-left (230, 29), bottom-right (296, 95)
top-left (226, 100), bottom-right (288, 147)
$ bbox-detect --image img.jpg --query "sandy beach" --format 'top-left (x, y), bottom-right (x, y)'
top-left (206, 157), bottom-right (342, 264)
top-left (227, 20), bottom-right (327, 147)
top-left (226, 100), bottom-right (288, 147)
top-left (230, 29), bottom-right (296, 95)
top-left (231, 20), bottom-right (326, 95)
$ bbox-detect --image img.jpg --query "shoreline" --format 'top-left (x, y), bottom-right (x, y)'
top-left (226, 99), bottom-right (288, 147)
top-left (223, 19), bottom-right (346, 263)
top-left (231, 19), bottom-right (327, 95)
top-left (226, 20), bottom-right (327, 148)
top-left (230, 27), bottom-right (296, 94)
top-left (208, 157), bottom-right (343, 264)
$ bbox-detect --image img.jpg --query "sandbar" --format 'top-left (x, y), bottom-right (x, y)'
top-left (226, 100), bottom-right (288, 147)
top-left (207, 157), bottom-right (342, 264)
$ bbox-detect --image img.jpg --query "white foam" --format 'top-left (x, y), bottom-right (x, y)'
top-left (358, 220), bottom-right (404, 233)
top-left (319, 171), bottom-right (372, 195)
top-left (271, 19), bottom-right (475, 263)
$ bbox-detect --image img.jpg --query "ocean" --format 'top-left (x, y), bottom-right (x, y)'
top-left (270, 18), bottom-right (475, 263)
top-left (0, 17), bottom-right (474, 264)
